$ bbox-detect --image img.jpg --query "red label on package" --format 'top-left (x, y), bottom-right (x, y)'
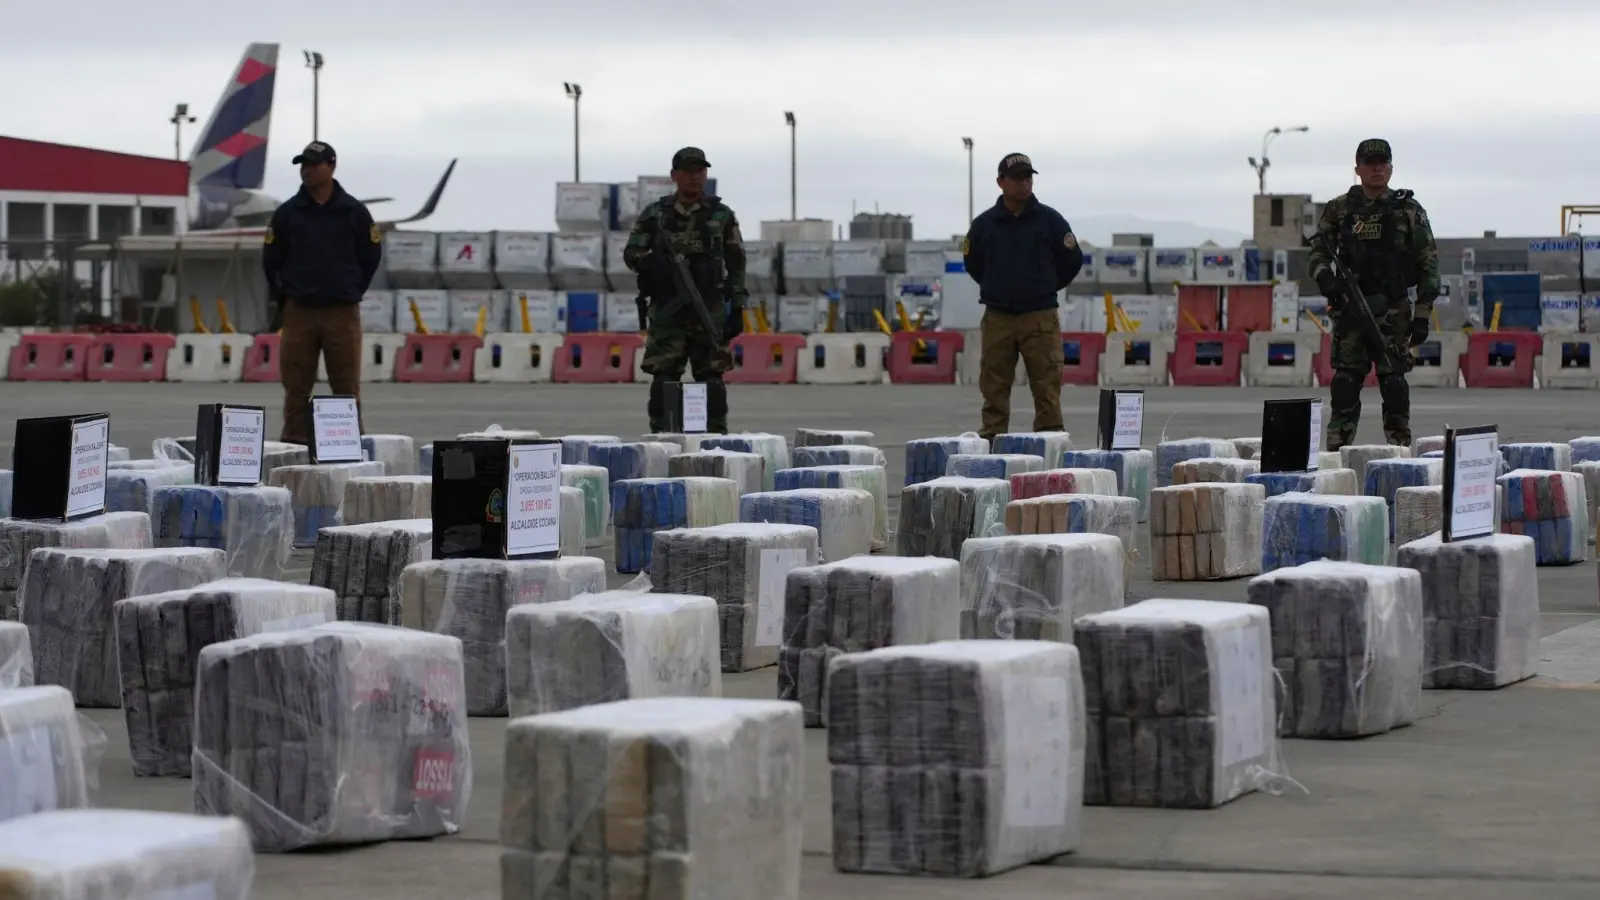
top-left (413, 750), bottom-right (456, 799)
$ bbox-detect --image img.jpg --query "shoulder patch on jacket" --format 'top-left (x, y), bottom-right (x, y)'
top-left (960, 236), bottom-right (971, 255)
top-left (1064, 232), bottom-right (1078, 250)
top-left (263, 227), bottom-right (274, 245)
top-left (370, 223), bottom-right (382, 244)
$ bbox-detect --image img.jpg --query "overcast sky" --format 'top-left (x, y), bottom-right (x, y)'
top-left (4, 1), bottom-right (1597, 244)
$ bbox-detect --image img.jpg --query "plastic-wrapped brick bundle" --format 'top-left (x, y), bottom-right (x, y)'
top-left (1498, 468), bottom-right (1589, 565)
top-left (1231, 437), bottom-right (1261, 460)
top-left (109, 458), bottom-right (187, 472)
top-left (778, 556), bottom-right (959, 726)
top-left (501, 698), bottom-right (802, 899)
top-left (559, 485), bottom-right (585, 558)
top-left (587, 441), bottom-right (680, 485)
top-left (1150, 483), bottom-right (1266, 581)
top-left (560, 463), bottom-right (610, 548)
top-left (1060, 449), bottom-right (1155, 523)
top-left (739, 488), bottom-right (873, 564)
top-left (1339, 444), bottom-right (1410, 483)
top-left (503, 591), bottom-right (721, 718)
top-left (0, 620), bottom-right (31, 688)
top-left (1009, 467), bottom-right (1119, 501)
top-left (826, 641), bottom-right (1085, 877)
top-left (0, 512), bottom-right (153, 621)
top-left (267, 461), bottom-right (388, 548)
top-left (1246, 467), bottom-right (1360, 499)
top-left (1572, 436), bottom-right (1600, 464)
top-left (0, 685), bottom-right (89, 820)
top-left (669, 449), bottom-right (765, 497)
top-left (1155, 439), bottom-right (1239, 488)
top-left (1076, 600), bottom-right (1278, 808)
top-left (992, 431), bottom-right (1073, 466)
top-left (1576, 460), bottom-right (1600, 543)
top-left (193, 622), bottom-right (472, 851)
top-left (612, 477), bottom-right (740, 574)
top-left (650, 523), bottom-right (821, 673)
top-left (0, 809), bottom-right (254, 898)
top-left (0, 469), bottom-right (10, 519)
top-left (791, 444), bottom-right (888, 470)
top-left (458, 427), bottom-right (543, 441)
top-left (1004, 494), bottom-right (1138, 559)
top-left (310, 519), bottom-right (432, 623)
top-left (1247, 560), bottom-right (1423, 737)
top-left (113, 579), bottom-right (337, 776)
top-left (1393, 484), bottom-right (1504, 547)
top-left (108, 444), bottom-right (130, 462)
top-left (1396, 532), bottom-right (1539, 690)
top-left (1501, 441), bottom-right (1572, 472)
top-left (773, 464), bottom-right (889, 551)
top-left (639, 432), bottom-right (717, 453)
top-left (341, 475), bottom-right (431, 526)
top-left (794, 428), bottom-right (874, 448)
top-left (419, 442), bottom-right (434, 475)
top-left (104, 465), bottom-right (196, 518)
top-left (1317, 450), bottom-right (1342, 471)
top-left (700, 433), bottom-right (791, 491)
top-left (361, 434), bottom-right (417, 476)
top-left (398, 557), bottom-right (607, 716)
top-left (947, 453), bottom-right (1046, 480)
top-left (1364, 457), bottom-right (1444, 539)
top-left (1172, 457), bottom-right (1260, 485)
top-left (959, 533), bottom-right (1125, 641)
top-left (1261, 493), bottom-right (1387, 573)
top-left (151, 485), bottom-right (294, 580)
top-left (904, 434), bottom-right (989, 486)
top-left (558, 434), bottom-right (620, 465)
top-left (896, 476), bottom-right (1010, 559)
top-left (1412, 435), bottom-right (1445, 456)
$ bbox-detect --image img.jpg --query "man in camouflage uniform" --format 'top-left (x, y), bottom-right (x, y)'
top-left (1307, 138), bottom-right (1439, 451)
top-left (622, 146), bottom-right (746, 433)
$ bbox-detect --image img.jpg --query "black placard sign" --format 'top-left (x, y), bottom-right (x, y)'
top-left (1095, 389), bottom-right (1144, 451)
top-left (194, 404), bottom-right (267, 487)
top-left (1258, 399), bottom-right (1320, 474)
top-left (12, 413), bottom-right (111, 521)
top-left (1441, 425), bottom-right (1499, 543)
top-left (431, 437), bottom-right (563, 560)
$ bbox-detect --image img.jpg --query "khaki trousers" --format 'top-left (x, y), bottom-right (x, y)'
top-left (279, 299), bottom-right (364, 444)
top-left (978, 307), bottom-right (1063, 440)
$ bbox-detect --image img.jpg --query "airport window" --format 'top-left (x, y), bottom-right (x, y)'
top-left (1270, 198), bottom-right (1284, 227)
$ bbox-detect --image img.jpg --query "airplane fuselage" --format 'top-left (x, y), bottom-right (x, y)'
top-left (190, 185), bottom-right (280, 230)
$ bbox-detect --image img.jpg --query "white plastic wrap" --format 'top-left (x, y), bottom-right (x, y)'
top-left (793, 428), bottom-right (874, 448)
top-left (1411, 435), bottom-right (1445, 457)
top-left (0, 620), bottom-right (31, 688)
top-left (341, 475), bottom-right (431, 526)
top-left (560, 464), bottom-right (610, 549)
top-left (309, 519), bottom-right (432, 624)
top-left (1498, 468), bottom-right (1589, 565)
top-left (1246, 468), bottom-right (1360, 499)
top-left (458, 427), bottom-right (544, 441)
top-left (152, 484), bottom-right (295, 580)
top-left (1004, 493), bottom-right (1137, 561)
top-left (1008, 467), bottom-right (1119, 501)
top-left (1573, 436), bottom-right (1600, 464)
top-left (897, 476), bottom-right (1011, 559)
top-left (501, 698), bottom-right (802, 899)
top-left (1075, 599), bottom-right (1280, 808)
top-left (790, 444), bottom-right (888, 470)
top-left (558, 434), bottom-right (621, 466)
top-left (1576, 460), bottom-right (1600, 543)
top-left (772, 464), bottom-right (888, 552)
top-left (267, 461), bottom-right (388, 549)
top-left (904, 434), bottom-right (990, 485)
top-left (0, 809), bottom-right (254, 897)
top-left (649, 523), bottom-right (821, 673)
top-left (1231, 437), bottom-right (1262, 460)
top-left (105, 465), bottom-right (195, 518)
top-left (398, 557), bottom-right (608, 716)
top-left (360, 290), bottom-right (396, 332)
top-left (1364, 457), bottom-right (1443, 539)
top-left (1317, 450), bottom-right (1342, 471)
top-left (738, 488), bottom-right (872, 564)
top-left (1339, 444), bottom-right (1411, 483)
top-left (639, 433), bottom-right (717, 453)
top-left (959, 533), bottom-right (1126, 641)
top-left (612, 477), bottom-right (740, 574)
top-left (699, 434), bottom-right (791, 492)
top-left (1060, 449), bottom-right (1155, 523)
top-left (113, 579), bottom-right (337, 776)
top-left (1501, 441), bottom-right (1573, 472)
top-left (0, 685), bottom-right (89, 821)
top-left (826, 640), bottom-right (1085, 877)
top-left (1394, 485), bottom-right (1443, 547)
top-left (992, 431), bottom-right (1073, 467)
top-left (588, 441), bottom-right (681, 484)
top-left (1246, 560), bottom-right (1424, 737)
top-left (559, 486), bottom-right (585, 558)
top-left (0, 470), bottom-right (10, 518)
top-left (1150, 483), bottom-right (1265, 580)
top-left (947, 453), bottom-right (1046, 480)
top-left (361, 434), bottom-right (417, 476)
top-left (1262, 493), bottom-right (1388, 572)
top-left (1155, 439), bottom-right (1240, 488)
top-left (0, 512), bottom-right (153, 620)
top-left (1172, 457), bottom-right (1261, 485)
top-left (1396, 532), bottom-right (1539, 690)
top-left (669, 450), bottom-right (765, 498)
top-left (503, 591), bottom-right (722, 718)
top-left (107, 444), bottom-right (130, 463)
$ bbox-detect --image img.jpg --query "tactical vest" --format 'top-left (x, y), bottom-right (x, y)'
top-left (658, 197), bottom-right (727, 303)
top-left (1339, 190), bottom-right (1417, 299)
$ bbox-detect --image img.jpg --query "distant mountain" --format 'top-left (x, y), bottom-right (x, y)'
top-left (1071, 214), bottom-right (1248, 248)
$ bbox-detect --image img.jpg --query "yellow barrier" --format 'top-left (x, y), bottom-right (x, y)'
top-left (518, 293), bottom-right (532, 333)
top-left (409, 298), bottom-right (430, 335)
top-left (215, 299), bottom-right (237, 334)
top-left (189, 297), bottom-right (211, 334)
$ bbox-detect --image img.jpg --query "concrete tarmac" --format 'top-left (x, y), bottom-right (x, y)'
top-left (13, 381), bottom-right (1600, 898)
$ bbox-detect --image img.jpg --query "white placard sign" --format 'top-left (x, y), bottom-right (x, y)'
top-left (1307, 402), bottom-right (1323, 471)
top-left (66, 416), bottom-right (109, 519)
top-left (218, 406), bottom-right (266, 486)
top-left (682, 383), bottom-right (708, 434)
top-left (1112, 392), bottom-right (1144, 450)
top-left (506, 443), bottom-right (563, 557)
top-left (311, 397), bottom-right (363, 463)
top-left (1446, 428), bottom-right (1499, 541)
top-left (754, 548), bottom-right (809, 647)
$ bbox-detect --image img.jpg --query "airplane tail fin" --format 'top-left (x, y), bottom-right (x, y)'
top-left (380, 159), bottom-right (458, 229)
top-left (189, 43), bottom-right (278, 191)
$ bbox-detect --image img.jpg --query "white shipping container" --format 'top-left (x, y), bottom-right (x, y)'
top-left (550, 233), bottom-right (606, 289)
top-left (759, 219), bottom-right (834, 243)
top-left (1271, 283), bottom-right (1301, 332)
top-left (393, 289), bottom-right (450, 333)
top-left (832, 240), bottom-right (887, 278)
top-left (359, 291), bottom-right (395, 333)
top-left (905, 240), bottom-right (953, 277)
top-left (1098, 247), bottom-right (1146, 286)
top-left (782, 241), bottom-right (833, 291)
top-left (637, 176), bottom-right (675, 207)
top-left (1059, 295), bottom-right (1091, 332)
top-left (604, 293), bottom-right (642, 333)
top-left (778, 295), bottom-right (824, 333)
top-left (438, 232), bottom-right (494, 289)
top-left (1528, 237), bottom-right (1581, 279)
top-left (554, 183), bottom-right (611, 230)
top-left (448, 290), bottom-right (509, 333)
top-left (382, 231), bottom-right (440, 287)
top-left (615, 183), bottom-right (641, 227)
top-left (1077, 247), bottom-right (1099, 285)
top-left (1148, 247), bottom-right (1196, 284)
top-left (1195, 248), bottom-right (1247, 284)
top-left (606, 232), bottom-right (638, 293)
top-left (1540, 292), bottom-right (1583, 332)
top-left (504, 289), bottom-right (562, 333)
top-left (494, 232), bottom-right (550, 274)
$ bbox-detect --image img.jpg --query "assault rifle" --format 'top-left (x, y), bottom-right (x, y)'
top-left (1313, 232), bottom-right (1412, 374)
top-left (650, 228), bottom-right (721, 340)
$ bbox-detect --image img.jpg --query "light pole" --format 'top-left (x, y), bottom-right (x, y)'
top-left (170, 103), bottom-right (195, 161)
top-left (962, 136), bottom-right (974, 223)
top-left (564, 83), bottom-right (582, 181)
top-left (303, 51), bottom-right (324, 140)
top-left (1247, 125), bottom-right (1309, 195)
top-left (784, 111), bottom-right (796, 220)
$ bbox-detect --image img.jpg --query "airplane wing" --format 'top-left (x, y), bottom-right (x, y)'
top-left (378, 159), bottom-right (457, 231)
top-left (358, 197), bottom-right (395, 206)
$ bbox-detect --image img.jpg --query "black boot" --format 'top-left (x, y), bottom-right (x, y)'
top-left (704, 376), bottom-right (729, 433)
top-left (648, 378), bottom-right (669, 433)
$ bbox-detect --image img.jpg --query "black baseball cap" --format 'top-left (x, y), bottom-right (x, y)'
top-left (998, 152), bottom-right (1038, 177)
top-left (671, 147), bottom-right (711, 170)
top-left (1356, 139), bottom-right (1391, 163)
top-left (292, 141), bottom-right (337, 165)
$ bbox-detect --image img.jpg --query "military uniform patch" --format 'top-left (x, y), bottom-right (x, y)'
top-left (370, 223), bottom-right (382, 244)
top-left (960, 236), bottom-right (970, 256)
top-left (1064, 233), bottom-right (1078, 250)
top-left (262, 227), bottom-right (274, 245)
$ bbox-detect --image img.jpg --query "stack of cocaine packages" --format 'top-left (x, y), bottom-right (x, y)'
top-left (151, 484), bottom-right (295, 579)
top-left (267, 460), bottom-right (388, 547)
top-left (959, 533), bottom-right (1125, 640)
top-left (794, 428), bottom-right (874, 447)
top-left (1150, 483), bottom-right (1266, 581)
top-left (792, 444), bottom-right (888, 469)
top-left (559, 485), bottom-right (586, 557)
top-left (501, 698), bottom-right (803, 898)
top-left (1498, 468), bottom-right (1589, 564)
top-left (993, 431), bottom-right (1073, 467)
top-left (700, 433), bottom-right (791, 491)
top-left (612, 477), bottom-right (740, 574)
top-left (639, 433), bottom-right (717, 453)
top-left (340, 475), bottom-right (431, 526)
top-left (1364, 457), bottom-right (1444, 538)
top-left (561, 464), bottom-right (610, 549)
top-left (896, 476), bottom-right (1011, 559)
top-left (108, 444), bottom-right (130, 462)
top-left (826, 641), bottom-right (1085, 877)
top-left (419, 443), bottom-right (435, 474)
top-left (1246, 467), bottom-right (1359, 498)
top-left (1009, 467), bottom-right (1118, 500)
top-left (779, 556), bottom-right (959, 725)
top-left (739, 489), bottom-right (873, 563)
top-left (163, 435), bottom-right (308, 472)
top-left (1261, 493), bottom-right (1388, 572)
top-left (105, 464), bottom-right (195, 517)
top-left (309, 519), bottom-right (432, 623)
top-left (22, 547), bottom-right (226, 707)
top-left (1317, 450), bottom-right (1342, 471)
top-left (1412, 435), bottom-right (1445, 456)
top-left (398, 557), bottom-right (608, 715)
top-left (669, 449), bottom-right (765, 497)
top-left (587, 441), bottom-right (681, 484)
top-left (0, 512), bottom-right (153, 620)
top-left (458, 427), bottom-right (543, 441)
top-left (1571, 435), bottom-right (1600, 463)
top-left (1172, 457), bottom-right (1261, 485)
top-left (1396, 532), bottom-right (1539, 689)
top-left (0, 620), bottom-right (31, 687)
top-left (1501, 441), bottom-right (1572, 472)
top-left (0, 809), bottom-right (254, 896)
top-left (192, 622), bottom-right (471, 851)
top-left (1003, 495), bottom-right (1137, 559)
top-left (0, 685), bottom-right (90, 817)
top-left (1393, 484), bottom-right (1505, 546)
top-left (774, 465), bottom-right (889, 550)
top-left (558, 434), bottom-right (621, 465)
top-left (1155, 439), bottom-right (1239, 488)
top-left (1231, 437), bottom-right (1261, 460)
top-left (1246, 560), bottom-right (1423, 737)
top-left (1060, 449), bottom-right (1155, 523)
top-left (503, 591), bottom-right (721, 717)
top-left (1339, 444), bottom-right (1410, 484)
top-left (1076, 600), bottom-right (1278, 808)
top-left (361, 434), bottom-right (417, 475)
top-left (947, 453), bottom-right (1046, 480)
top-left (904, 434), bottom-right (989, 486)
top-left (649, 523), bottom-right (820, 672)
top-left (1575, 460), bottom-right (1600, 542)
top-left (113, 579), bottom-right (338, 776)
top-left (0, 469), bottom-right (10, 517)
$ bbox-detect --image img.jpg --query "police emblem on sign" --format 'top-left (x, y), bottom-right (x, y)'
top-left (370, 224), bottom-right (382, 244)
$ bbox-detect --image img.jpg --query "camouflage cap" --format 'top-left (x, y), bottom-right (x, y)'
top-left (671, 147), bottom-right (711, 170)
top-left (998, 152), bottom-right (1038, 177)
top-left (1356, 138), bottom-right (1392, 162)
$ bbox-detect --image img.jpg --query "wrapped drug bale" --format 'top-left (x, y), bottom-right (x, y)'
top-left (503, 591), bottom-right (721, 717)
top-left (700, 433), bottom-right (791, 491)
top-left (113, 579), bottom-right (337, 776)
top-left (0, 620), bottom-right (31, 688)
top-left (1261, 493), bottom-right (1387, 572)
top-left (1003, 494), bottom-right (1137, 559)
top-left (587, 441), bottom-right (680, 485)
top-left (152, 485), bottom-right (294, 580)
top-left (791, 444), bottom-right (888, 470)
top-left (558, 434), bottom-right (620, 465)
top-left (1246, 467), bottom-right (1360, 499)
top-left (267, 461), bottom-right (388, 548)
top-left (105, 465), bottom-right (195, 517)
top-left (1498, 468), bottom-right (1589, 564)
top-left (1393, 484), bottom-right (1502, 546)
top-left (959, 532), bottom-right (1125, 640)
top-left (1397, 532), bottom-right (1539, 690)
top-left (1317, 450), bottom-right (1342, 471)
top-left (612, 477), bottom-right (740, 574)
top-left (670, 449), bottom-right (765, 497)
top-left (419, 443), bottom-right (434, 475)
top-left (1572, 436), bottom-right (1600, 464)
top-left (739, 488), bottom-right (873, 564)
top-left (1412, 435), bottom-right (1445, 456)
top-left (1155, 439), bottom-right (1239, 488)
top-left (1339, 444), bottom-right (1410, 484)
top-left (361, 434), bottom-right (417, 476)
top-left (778, 556), bottom-right (959, 725)
top-left (947, 453), bottom-right (1046, 480)
top-left (904, 434), bottom-right (989, 486)
top-left (1076, 600), bottom-right (1278, 808)
top-left (1364, 457), bottom-right (1444, 539)
top-left (1231, 437), bottom-right (1261, 460)
top-left (794, 428), bottom-right (874, 448)
top-left (1061, 449), bottom-right (1155, 523)
top-left (992, 431), bottom-right (1073, 466)
top-left (639, 432), bottom-right (717, 453)
top-left (1501, 441), bottom-right (1572, 472)
top-left (773, 464), bottom-right (888, 551)
top-left (340, 475), bottom-right (431, 526)
top-left (458, 427), bottom-right (543, 441)
top-left (0, 686), bottom-right (89, 819)
top-left (560, 464), bottom-right (610, 549)
top-left (501, 698), bottom-right (802, 898)
top-left (1575, 460), bottom-right (1600, 543)
top-left (651, 523), bottom-right (821, 673)
top-left (310, 518), bottom-right (433, 623)
top-left (0, 469), bottom-right (10, 518)
top-left (398, 556), bottom-right (607, 716)
top-left (897, 476), bottom-right (1010, 559)
top-left (261, 442), bottom-right (311, 479)
top-left (826, 640), bottom-right (1085, 876)
top-left (1246, 560), bottom-right (1424, 737)
top-left (110, 457), bottom-right (186, 472)
top-left (107, 444), bottom-right (130, 462)
top-left (193, 622), bottom-right (472, 851)
top-left (1150, 483), bottom-right (1265, 580)
top-left (0, 809), bottom-right (254, 897)
top-left (0, 512), bottom-right (153, 620)
top-left (559, 486), bottom-right (585, 558)
top-left (1009, 467), bottom-right (1118, 501)
top-left (1172, 457), bottom-right (1260, 485)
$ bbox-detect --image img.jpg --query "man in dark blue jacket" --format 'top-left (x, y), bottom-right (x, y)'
top-left (962, 152), bottom-right (1084, 441)
top-left (262, 141), bottom-right (382, 444)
